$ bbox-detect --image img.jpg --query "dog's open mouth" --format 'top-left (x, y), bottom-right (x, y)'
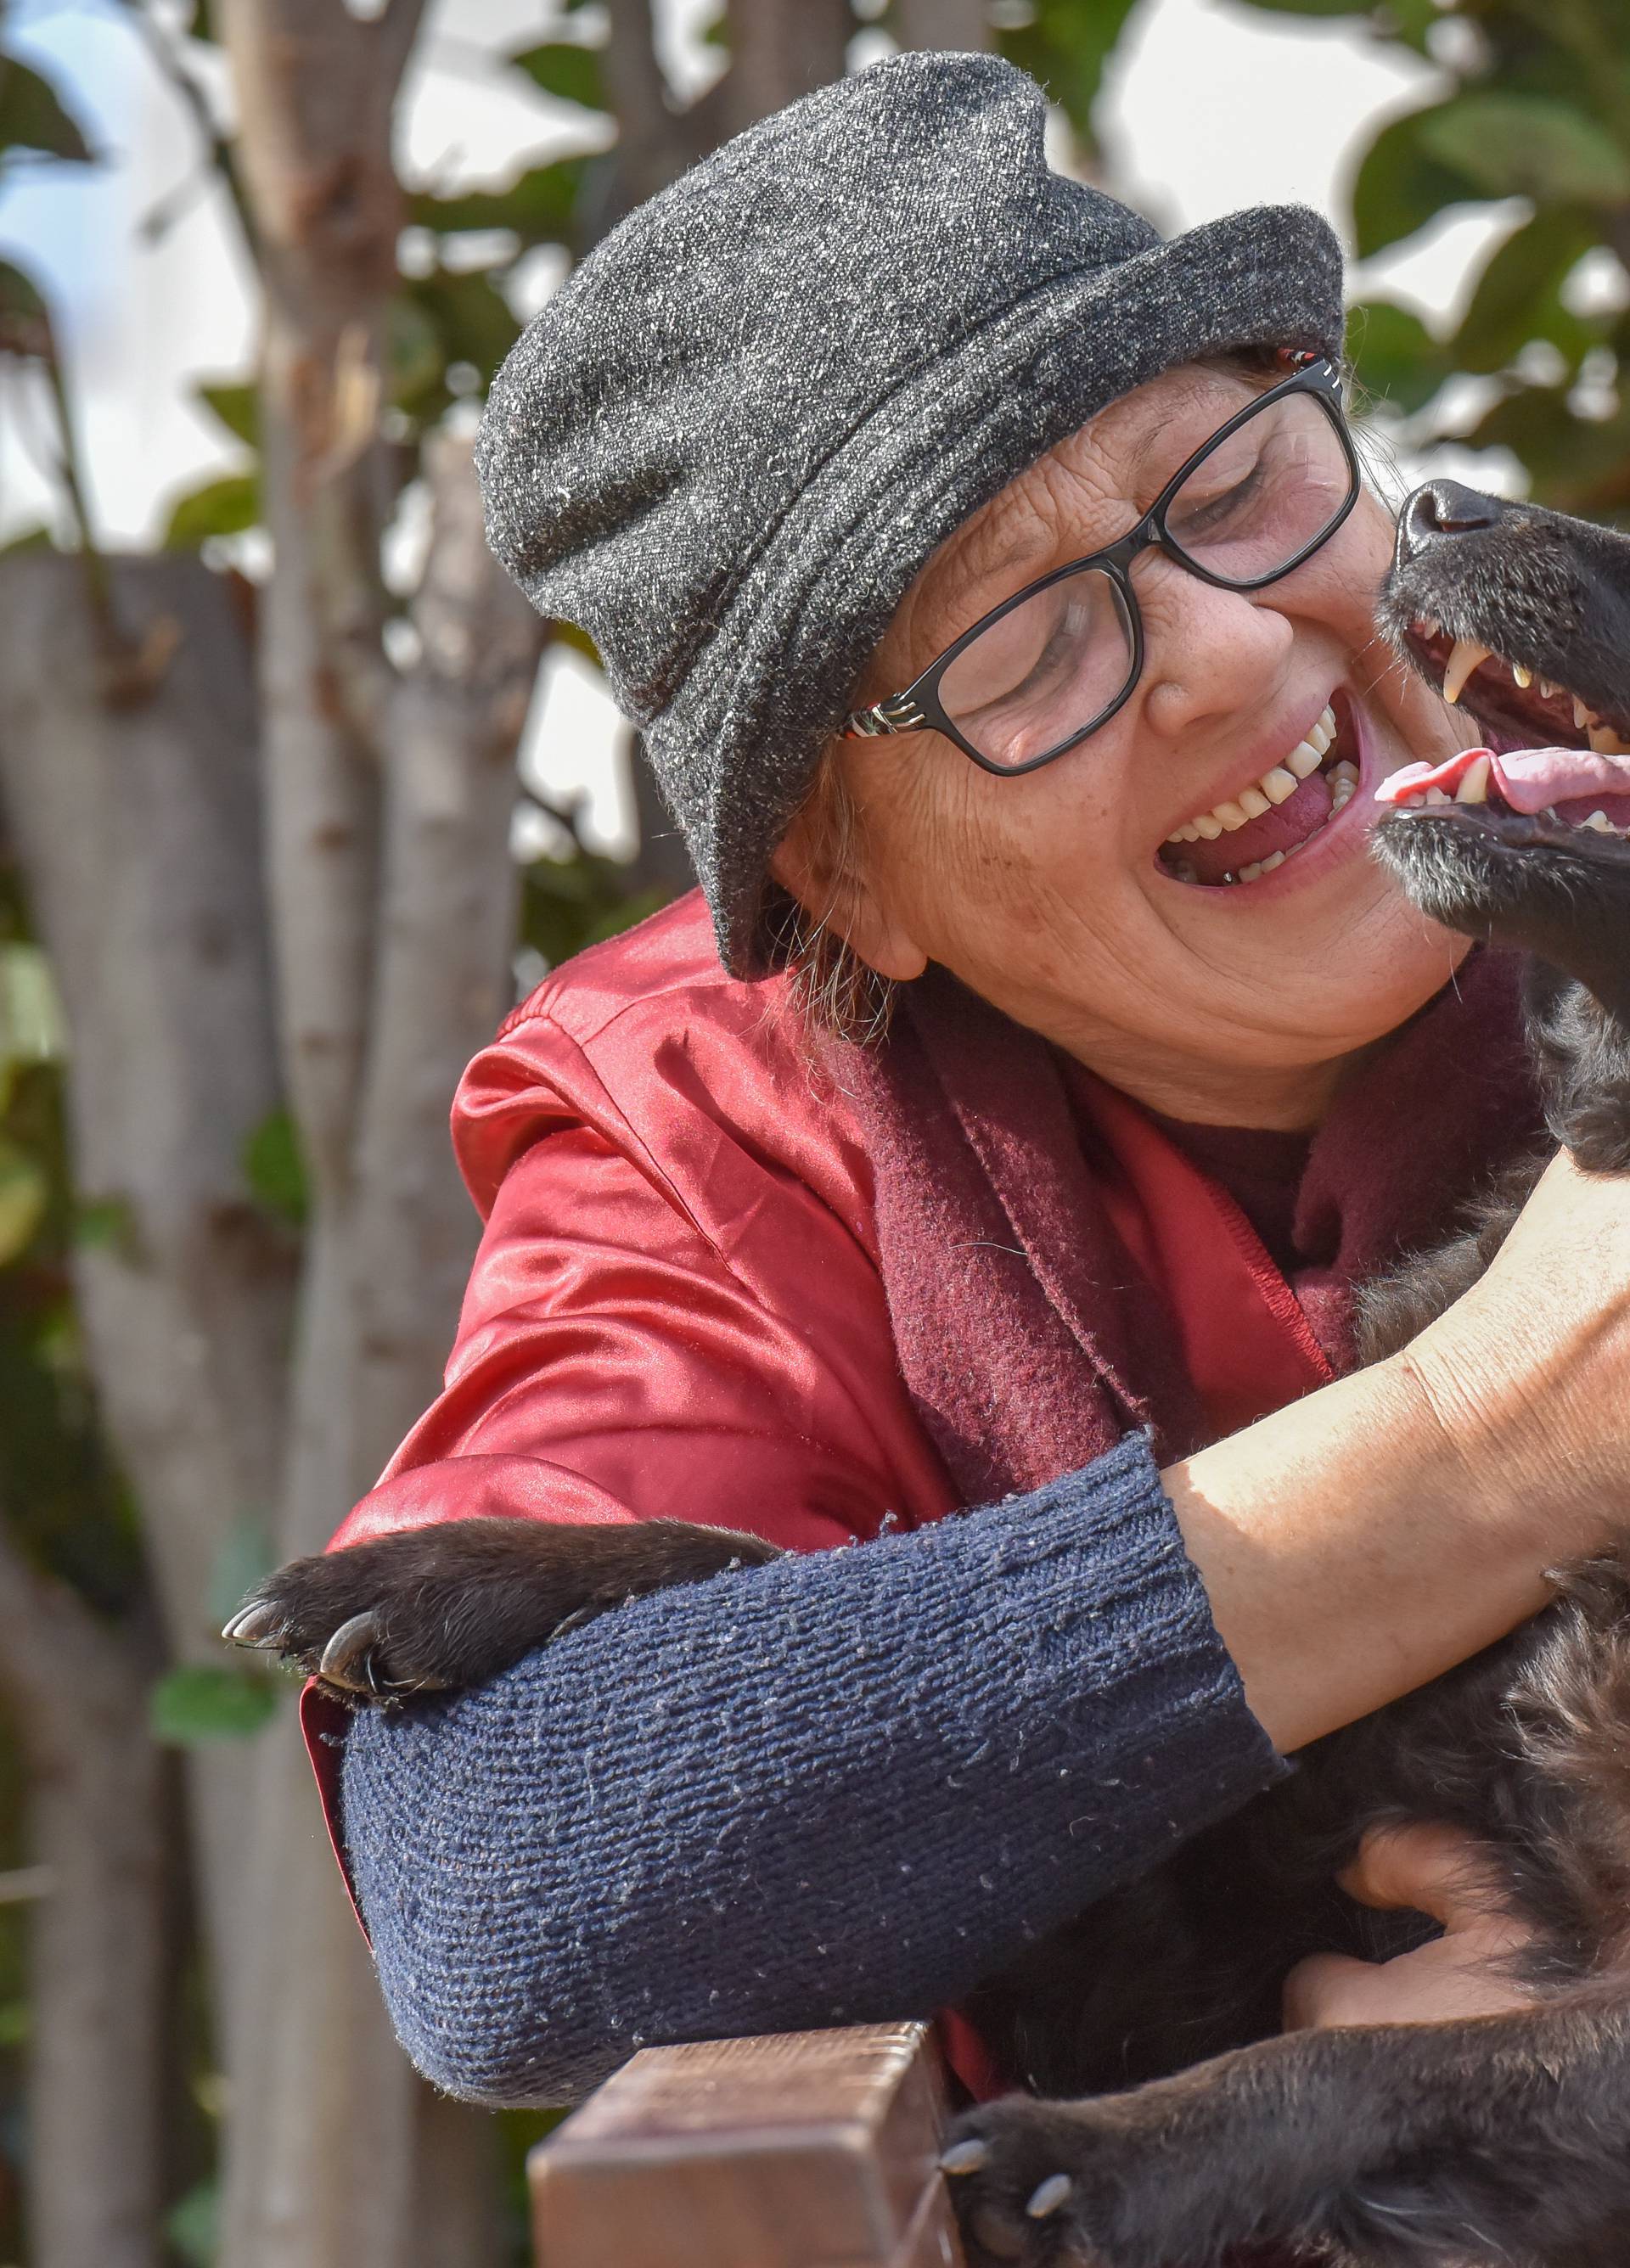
top-left (1382, 617), bottom-right (1630, 843)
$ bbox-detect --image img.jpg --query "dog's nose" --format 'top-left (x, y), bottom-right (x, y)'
top-left (1396, 480), bottom-right (1509, 570)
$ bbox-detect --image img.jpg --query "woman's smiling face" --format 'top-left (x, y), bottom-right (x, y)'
top-left (777, 362), bottom-right (1478, 1126)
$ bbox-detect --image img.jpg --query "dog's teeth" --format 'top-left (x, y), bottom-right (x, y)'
top-left (1512, 662), bottom-right (1533, 688)
top-left (940, 2141), bottom-right (989, 2175)
top-left (1541, 677), bottom-right (1560, 699)
top-left (1454, 753), bottom-right (1492, 805)
top-left (1414, 615), bottom-right (1441, 640)
top-left (1582, 810), bottom-right (1616, 832)
top-left (1442, 638), bottom-right (1491, 705)
top-left (1574, 695), bottom-right (1593, 730)
top-left (1426, 786), bottom-right (1453, 805)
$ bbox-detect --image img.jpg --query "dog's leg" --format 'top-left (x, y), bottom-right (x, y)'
top-left (942, 1998), bottom-right (1630, 2268)
top-left (225, 1517), bottom-right (784, 1701)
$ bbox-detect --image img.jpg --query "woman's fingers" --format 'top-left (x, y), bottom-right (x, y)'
top-left (1283, 1934), bottom-right (1532, 2030)
top-left (1284, 1823), bottom-right (1535, 2032)
top-left (1335, 1821), bottom-right (1512, 1932)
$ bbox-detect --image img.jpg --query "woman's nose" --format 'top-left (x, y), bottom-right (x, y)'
top-left (1135, 560), bottom-right (1295, 738)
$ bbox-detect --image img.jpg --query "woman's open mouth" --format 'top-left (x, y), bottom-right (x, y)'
top-left (1156, 693), bottom-right (1363, 888)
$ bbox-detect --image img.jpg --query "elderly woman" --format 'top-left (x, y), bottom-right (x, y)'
top-left (313, 53), bottom-right (1630, 2106)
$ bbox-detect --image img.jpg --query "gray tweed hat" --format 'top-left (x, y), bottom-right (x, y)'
top-left (477, 50), bottom-right (1345, 977)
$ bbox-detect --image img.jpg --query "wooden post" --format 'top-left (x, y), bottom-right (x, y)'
top-left (530, 2022), bottom-right (967, 2268)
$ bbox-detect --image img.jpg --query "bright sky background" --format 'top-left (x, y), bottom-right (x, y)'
top-left (0, 0), bottom-right (1532, 850)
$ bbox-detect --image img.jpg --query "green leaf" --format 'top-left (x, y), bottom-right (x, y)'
top-left (509, 41), bottom-right (607, 113)
top-left (194, 379), bottom-right (259, 448)
top-left (163, 471), bottom-right (260, 547)
top-left (1225, 0), bottom-right (1447, 49)
top-left (0, 255), bottom-right (50, 356)
top-left (150, 1664), bottom-right (281, 1745)
top-left (400, 267), bottom-right (521, 392)
top-left (1451, 205), bottom-right (1603, 375)
top-left (166, 2180), bottom-right (218, 2268)
top-left (0, 53), bottom-right (94, 163)
top-left (385, 293), bottom-right (445, 412)
top-left (1417, 93), bottom-right (1630, 207)
top-left (242, 1108), bottom-right (307, 1227)
top-left (74, 1193), bottom-right (141, 1259)
top-left (409, 158), bottom-right (587, 246)
top-left (0, 1137), bottom-right (48, 1266)
top-left (552, 618), bottom-right (602, 669)
top-left (1461, 380), bottom-right (1630, 516)
top-left (998, 0), bottom-right (1142, 153)
top-left (1346, 298), bottom-right (1447, 415)
top-left (1351, 101), bottom-right (1489, 260)
top-left (0, 939), bottom-right (65, 1065)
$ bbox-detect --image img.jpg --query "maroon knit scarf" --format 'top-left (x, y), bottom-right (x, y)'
top-left (837, 952), bottom-right (1543, 1507)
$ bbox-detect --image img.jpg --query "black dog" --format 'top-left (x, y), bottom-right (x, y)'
top-left (232, 478), bottom-right (1630, 2265)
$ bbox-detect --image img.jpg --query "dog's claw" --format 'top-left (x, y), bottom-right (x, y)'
top-left (1026, 2174), bottom-right (1072, 2220)
top-left (318, 1610), bottom-right (385, 1693)
top-left (940, 2139), bottom-right (990, 2175)
top-left (222, 1602), bottom-right (281, 1647)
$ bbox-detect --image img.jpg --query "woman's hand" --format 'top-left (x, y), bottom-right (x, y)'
top-left (1283, 1823), bottom-right (1534, 2031)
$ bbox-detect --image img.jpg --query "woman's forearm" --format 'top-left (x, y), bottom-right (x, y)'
top-left (1174, 1147), bottom-right (1630, 1752)
top-left (1167, 1345), bottom-right (1542, 1753)
top-left (340, 1434), bottom-right (1281, 2106)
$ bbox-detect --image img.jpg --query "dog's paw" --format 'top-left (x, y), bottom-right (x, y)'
top-left (223, 1516), bottom-right (782, 1703)
top-left (941, 2097), bottom-right (1153, 2268)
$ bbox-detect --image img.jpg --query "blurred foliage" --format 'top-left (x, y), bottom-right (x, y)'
top-left (0, 53), bottom-right (93, 164)
top-left (1236, 0), bottom-right (1630, 517)
top-left (150, 1665), bottom-right (282, 1746)
top-left (995, 0), bottom-right (1144, 160)
top-left (241, 1109), bottom-right (308, 1230)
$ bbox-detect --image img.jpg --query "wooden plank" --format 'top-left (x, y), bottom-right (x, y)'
top-left (530, 2021), bottom-right (967, 2268)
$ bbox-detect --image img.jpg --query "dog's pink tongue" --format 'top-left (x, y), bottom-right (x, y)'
top-left (1378, 745), bottom-right (1630, 813)
top-left (1487, 747), bottom-right (1630, 812)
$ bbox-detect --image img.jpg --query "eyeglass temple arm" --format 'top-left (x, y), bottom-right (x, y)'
top-left (840, 691), bottom-right (929, 739)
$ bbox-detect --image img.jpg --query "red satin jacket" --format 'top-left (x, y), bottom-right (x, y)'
top-left (330, 890), bottom-right (958, 1556)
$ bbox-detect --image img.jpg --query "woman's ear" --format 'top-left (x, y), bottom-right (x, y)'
top-left (771, 795), bottom-right (928, 984)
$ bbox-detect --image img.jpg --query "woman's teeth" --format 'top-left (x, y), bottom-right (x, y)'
top-left (1165, 705), bottom-right (1337, 846)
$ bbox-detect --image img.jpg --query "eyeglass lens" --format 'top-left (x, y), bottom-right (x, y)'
top-left (936, 390), bottom-right (1353, 772)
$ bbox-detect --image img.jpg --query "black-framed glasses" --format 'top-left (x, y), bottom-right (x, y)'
top-left (840, 353), bottom-right (1359, 777)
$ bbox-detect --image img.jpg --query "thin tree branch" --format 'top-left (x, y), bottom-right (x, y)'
top-left (114, 0), bottom-right (260, 263)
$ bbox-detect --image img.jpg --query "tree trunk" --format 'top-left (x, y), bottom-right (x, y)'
top-left (0, 553), bottom-right (292, 2044)
top-left (0, 1531), bottom-right (166, 2268)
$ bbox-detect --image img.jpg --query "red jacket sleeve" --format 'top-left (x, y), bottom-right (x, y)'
top-left (329, 968), bottom-right (957, 1556)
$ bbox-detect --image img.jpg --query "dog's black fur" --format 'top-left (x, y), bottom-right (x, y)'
top-left (235, 480), bottom-right (1630, 2265)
